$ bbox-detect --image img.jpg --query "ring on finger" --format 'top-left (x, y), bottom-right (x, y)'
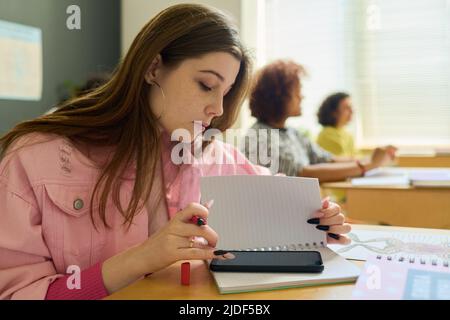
top-left (189, 237), bottom-right (195, 248)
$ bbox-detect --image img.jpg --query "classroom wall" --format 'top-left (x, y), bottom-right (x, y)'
top-left (121, 0), bottom-right (242, 55)
top-left (0, 0), bottom-right (121, 135)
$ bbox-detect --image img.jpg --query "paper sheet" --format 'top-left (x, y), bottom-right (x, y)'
top-left (200, 175), bottom-right (326, 250)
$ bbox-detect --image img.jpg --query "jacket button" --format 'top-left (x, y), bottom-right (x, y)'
top-left (73, 199), bottom-right (84, 210)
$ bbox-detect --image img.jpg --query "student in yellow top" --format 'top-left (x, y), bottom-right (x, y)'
top-left (317, 92), bottom-right (356, 157)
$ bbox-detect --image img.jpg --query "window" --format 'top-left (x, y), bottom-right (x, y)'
top-left (253, 0), bottom-right (450, 147)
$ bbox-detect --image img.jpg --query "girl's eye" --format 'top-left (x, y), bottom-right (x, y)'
top-left (199, 82), bottom-right (212, 92)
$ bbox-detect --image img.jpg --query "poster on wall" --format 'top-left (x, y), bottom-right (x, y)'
top-left (0, 19), bottom-right (42, 101)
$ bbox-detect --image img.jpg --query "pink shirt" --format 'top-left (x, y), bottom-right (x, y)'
top-left (0, 133), bottom-right (271, 299)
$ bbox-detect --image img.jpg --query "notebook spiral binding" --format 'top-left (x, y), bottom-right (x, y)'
top-left (239, 241), bottom-right (326, 252)
top-left (375, 255), bottom-right (449, 268)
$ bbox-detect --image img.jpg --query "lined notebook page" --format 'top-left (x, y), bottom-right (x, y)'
top-left (200, 176), bottom-right (326, 250)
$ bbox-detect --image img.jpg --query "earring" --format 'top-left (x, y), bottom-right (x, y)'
top-left (149, 80), bottom-right (166, 120)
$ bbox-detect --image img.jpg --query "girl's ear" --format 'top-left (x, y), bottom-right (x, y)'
top-left (145, 54), bottom-right (163, 85)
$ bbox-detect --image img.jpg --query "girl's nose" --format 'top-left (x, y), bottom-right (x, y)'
top-left (208, 96), bottom-right (224, 117)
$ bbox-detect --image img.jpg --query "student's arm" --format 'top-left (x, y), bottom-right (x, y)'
top-left (299, 147), bottom-right (391, 182)
top-left (299, 161), bottom-right (372, 182)
top-left (331, 145), bottom-right (397, 163)
top-left (101, 203), bottom-right (222, 294)
top-left (45, 263), bottom-right (108, 300)
top-left (331, 155), bottom-right (355, 163)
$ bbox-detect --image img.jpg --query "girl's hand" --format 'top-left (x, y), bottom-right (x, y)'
top-left (307, 198), bottom-right (351, 245)
top-left (102, 202), bottom-right (233, 294)
top-left (134, 202), bottom-right (233, 275)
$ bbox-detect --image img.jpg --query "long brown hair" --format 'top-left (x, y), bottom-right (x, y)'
top-left (0, 4), bottom-right (252, 228)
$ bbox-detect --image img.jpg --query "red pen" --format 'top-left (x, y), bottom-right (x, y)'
top-left (181, 262), bottom-right (190, 286)
top-left (190, 199), bottom-right (214, 226)
top-left (181, 200), bottom-right (214, 286)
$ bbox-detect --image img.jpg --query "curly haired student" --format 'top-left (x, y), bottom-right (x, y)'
top-left (245, 60), bottom-right (395, 182)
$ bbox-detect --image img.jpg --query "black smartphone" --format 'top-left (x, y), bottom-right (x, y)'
top-left (210, 251), bottom-right (324, 273)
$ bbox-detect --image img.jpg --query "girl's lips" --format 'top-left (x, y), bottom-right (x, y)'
top-left (192, 121), bottom-right (210, 131)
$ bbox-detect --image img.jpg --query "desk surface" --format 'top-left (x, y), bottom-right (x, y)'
top-left (321, 182), bottom-right (450, 229)
top-left (396, 154), bottom-right (450, 168)
top-left (106, 225), bottom-right (449, 300)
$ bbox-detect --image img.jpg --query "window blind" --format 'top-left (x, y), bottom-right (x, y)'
top-left (261, 0), bottom-right (450, 146)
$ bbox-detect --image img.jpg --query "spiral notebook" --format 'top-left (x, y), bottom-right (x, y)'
top-left (353, 256), bottom-right (450, 300)
top-left (328, 228), bottom-right (450, 267)
top-left (200, 176), bottom-right (361, 294)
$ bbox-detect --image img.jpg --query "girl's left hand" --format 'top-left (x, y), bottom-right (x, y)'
top-left (307, 198), bottom-right (352, 245)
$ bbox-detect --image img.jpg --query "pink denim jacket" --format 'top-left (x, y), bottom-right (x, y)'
top-left (0, 133), bottom-right (270, 299)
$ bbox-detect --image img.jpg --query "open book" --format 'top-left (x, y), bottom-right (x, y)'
top-left (200, 176), bottom-right (361, 294)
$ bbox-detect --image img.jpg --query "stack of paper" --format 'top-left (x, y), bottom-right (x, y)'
top-left (409, 170), bottom-right (450, 187)
top-left (351, 167), bottom-right (450, 187)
